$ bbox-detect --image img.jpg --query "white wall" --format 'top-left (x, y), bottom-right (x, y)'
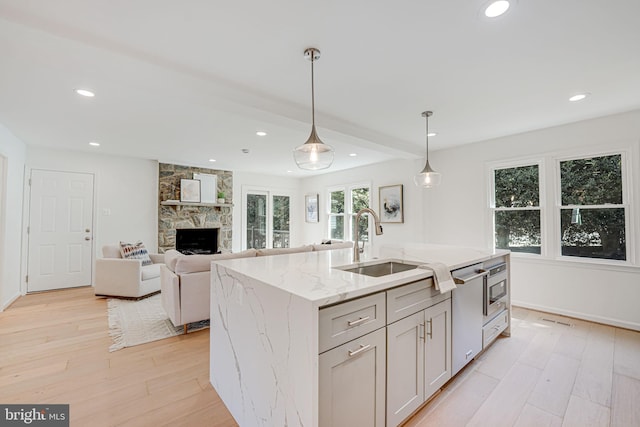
top-left (11, 110), bottom-right (640, 330)
top-left (26, 147), bottom-right (159, 281)
top-left (0, 125), bottom-right (27, 310)
top-left (299, 159), bottom-right (427, 256)
top-left (426, 109), bottom-right (640, 330)
top-left (23, 150), bottom-right (307, 281)
top-left (232, 171), bottom-right (303, 251)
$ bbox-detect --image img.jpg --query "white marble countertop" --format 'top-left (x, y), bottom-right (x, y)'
top-left (213, 243), bottom-right (509, 308)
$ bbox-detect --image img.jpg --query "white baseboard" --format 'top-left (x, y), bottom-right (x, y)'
top-left (1, 291), bottom-right (22, 311)
top-left (511, 299), bottom-right (640, 332)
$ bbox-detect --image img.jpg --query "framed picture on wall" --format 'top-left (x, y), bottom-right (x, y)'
top-left (379, 184), bottom-right (404, 223)
top-left (193, 173), bottom-right (217, 203)
top-left (180, 179), bottom-right (201, 203)
top-left (305, 194), bottom-right (319, 223)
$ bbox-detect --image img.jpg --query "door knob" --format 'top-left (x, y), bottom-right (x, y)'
top-left (85, 228), bottom-right (91, 233)
top-left (85, 236), bottom-right (91, 241)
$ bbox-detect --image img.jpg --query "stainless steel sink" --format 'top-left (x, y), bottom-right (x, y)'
top-left (336, 260), bottom-right (420, 277)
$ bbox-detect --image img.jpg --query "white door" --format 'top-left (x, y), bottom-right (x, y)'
top-left (27, 169), bottom-right (94, 292)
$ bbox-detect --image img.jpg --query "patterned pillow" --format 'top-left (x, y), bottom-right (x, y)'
top-left (119, 241), bottom-right (153, 266)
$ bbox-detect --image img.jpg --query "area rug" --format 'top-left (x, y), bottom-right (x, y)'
top-left (107, 294), bottom-right (209, 352)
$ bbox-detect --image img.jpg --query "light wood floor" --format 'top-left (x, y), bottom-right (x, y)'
top-left (1, 288), bottom-right (639, 426)
top-left (405, 306), bottom-right (640, 427)
top-left (0, 287), bottom-right (236, 426)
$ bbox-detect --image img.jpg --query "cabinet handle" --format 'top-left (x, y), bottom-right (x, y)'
top-left (453, 269), bottom-right (489, 284)
top-left (348, 344), bottom-right (371, 357)
top-left (347, 316), bottom-right (370, 327)
top-left (426, 319), bottom-right (433, 339)
top-left (419, 322), bottom-right (425, 340)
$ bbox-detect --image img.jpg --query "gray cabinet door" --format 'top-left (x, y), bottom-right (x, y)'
top-left (424, 299), bottom-right (452, 399)
top-left (386, 311), bottom-right (425, 427)
top-left (319, 327), bottom-right (386, 427)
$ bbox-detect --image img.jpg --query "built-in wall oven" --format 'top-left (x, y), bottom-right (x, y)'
top-left (484, 262), bottom-right (508, 322)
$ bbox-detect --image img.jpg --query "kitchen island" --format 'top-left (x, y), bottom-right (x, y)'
top-left (209, 244), bottom-right (509, 427)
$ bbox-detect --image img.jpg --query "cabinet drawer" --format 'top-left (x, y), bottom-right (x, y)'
top-left (386, 278), bottom-right (448, 324)
top-left (319, 292), bottom-right (386, 353)
top-left (483, 309), bottom-right (509, 348)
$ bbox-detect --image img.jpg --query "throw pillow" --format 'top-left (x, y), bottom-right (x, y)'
top-left (119, 241), bottom-right (153, 266)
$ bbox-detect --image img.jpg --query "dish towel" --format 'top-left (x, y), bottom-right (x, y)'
top-left (419, 262), bottom-right (457, 294)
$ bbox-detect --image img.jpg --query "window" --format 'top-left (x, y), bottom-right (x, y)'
top-left (559, 154), bottom-right (626, 261)
top-left (328, 184), bottom-right (370, 242)
top-left (246, 192), bottom-right (268, 249)
top-left (328, 189), bottom-right (345, 240)
top-left (492, 164), bottom-right (541, 254)
top-left (244, 189), bottom-right (291, 250)
top-left (351, 187), bottom-right (370, 243)
top-left (490, 149), bottom-right (634, 264)
top-left (272, 195), bottom-right (290, 248)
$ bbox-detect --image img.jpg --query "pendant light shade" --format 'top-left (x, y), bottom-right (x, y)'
top-left (294, 48), bottom-right (334, 170)
top-left (414, 111), bottom-right (441, 188)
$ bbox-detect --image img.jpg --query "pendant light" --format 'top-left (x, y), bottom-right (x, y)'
top-left (414, 111), bottom-right (442, 188)
top-left (293, 48), bottom-right (334, 170)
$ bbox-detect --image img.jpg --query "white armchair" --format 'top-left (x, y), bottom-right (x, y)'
top-left (94, 244), bottom-right (163, 299)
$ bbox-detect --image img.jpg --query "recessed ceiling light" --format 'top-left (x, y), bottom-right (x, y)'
top-left (208, 158), bottom-right (217, 162)
top-left (256, 131), bottom-right (267, 136)
top-left (286, 170), bottom-right (293, 173)
top-left (75, 89), bottom-right (95, 97)
top-left (89, 141), bottom-right (100, 147)
top-left (241, 148), bottom-right (250, 154)
top-left (428, 132), bottom-right (438, 137)
top-left (349, 153), bottom-right (357, 157)
top-left (485, 0), bottom-right (510, 18)
top-left (569, 93), bottom-right (590, 102)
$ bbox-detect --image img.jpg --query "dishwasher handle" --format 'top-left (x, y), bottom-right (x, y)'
top-left (452, 269), bottom-right (489, 285)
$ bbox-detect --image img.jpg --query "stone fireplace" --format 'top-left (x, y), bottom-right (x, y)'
top-left (158, 163), bottom-right (233, 253)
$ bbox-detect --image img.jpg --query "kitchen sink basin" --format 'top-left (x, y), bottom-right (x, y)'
top-left (336, 260), bottom-right (421, 277)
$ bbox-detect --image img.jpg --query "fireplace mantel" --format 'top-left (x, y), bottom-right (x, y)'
top-left (160, 200), bottom-right (233, 208)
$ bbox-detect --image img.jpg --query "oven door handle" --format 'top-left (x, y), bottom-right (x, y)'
top-left (453, 269), bottom-right (489, 285)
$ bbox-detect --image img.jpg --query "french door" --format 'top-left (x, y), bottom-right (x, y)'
top-left (243, 189), bottom-right (290, 250)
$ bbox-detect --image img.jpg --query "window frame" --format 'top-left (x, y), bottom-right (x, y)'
top-left (553, 149), bottom-right (632, 265)
top-left (327, 182), bottom-right (372, 243)
top-left (488, 159), bottom-right (545, 257)
top-left (487, 145), bottom-right (637, 267)
top-left (241, 186), bottom-right (292, 250)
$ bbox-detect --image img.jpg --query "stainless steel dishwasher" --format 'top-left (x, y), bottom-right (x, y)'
top-left (451, 263), bottom-right (489, 376)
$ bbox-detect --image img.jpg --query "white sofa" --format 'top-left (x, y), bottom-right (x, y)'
top-left (161, 242), bottom-right (353, 333)
top-left (95, 244), bottom-right (164, 299)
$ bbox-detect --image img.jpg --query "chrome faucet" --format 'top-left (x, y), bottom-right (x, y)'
top-left (353, 208), bottom-right (384, 263)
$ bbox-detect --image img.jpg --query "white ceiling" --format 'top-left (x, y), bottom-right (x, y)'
top-left (1, 0), bottom-right (639, 176)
